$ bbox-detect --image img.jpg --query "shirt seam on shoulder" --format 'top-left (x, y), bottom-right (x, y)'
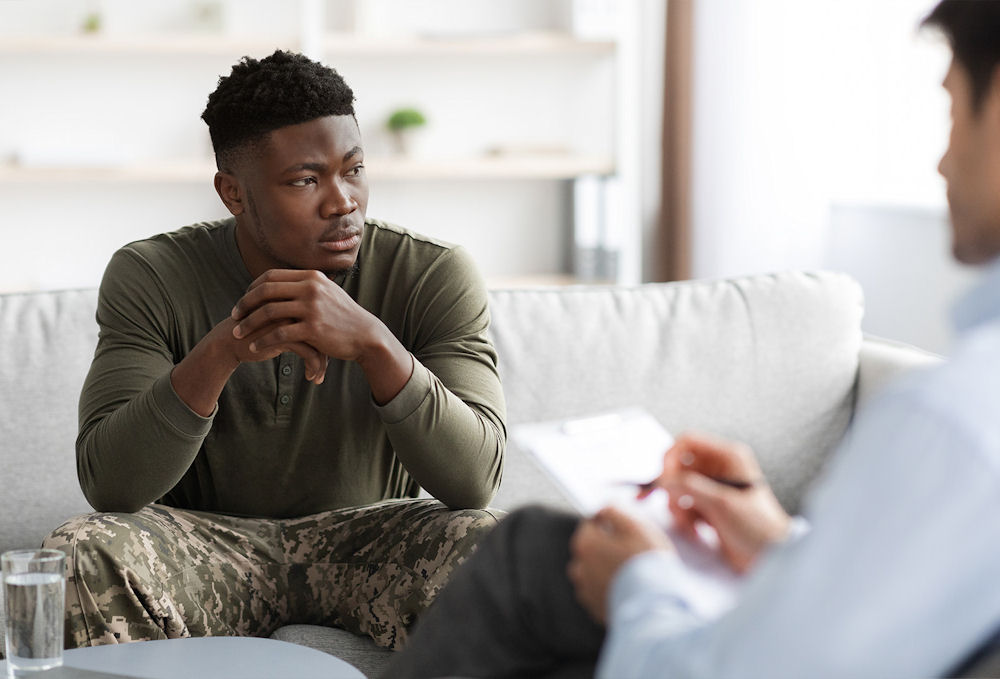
top-left (115, 245), bottom-right (182, 338)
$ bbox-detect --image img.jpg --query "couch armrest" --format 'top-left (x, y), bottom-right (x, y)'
top-left (0, 576), bottom-right (5, 660)
top-left (857, 335), bottom-right (942, 411)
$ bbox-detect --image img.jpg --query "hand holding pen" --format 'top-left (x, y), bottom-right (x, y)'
top-left (633, 432), bottom-right (792, 573)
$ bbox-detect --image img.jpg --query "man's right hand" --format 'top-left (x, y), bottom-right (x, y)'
top-left (214, 315), bottom-right (329, 384)
top-left (642, 432), bottom-right (792, 573)
top-left (169, 315), bottom-right (329, 418)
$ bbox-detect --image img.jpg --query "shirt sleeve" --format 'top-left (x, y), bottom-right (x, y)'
top-left (374, 246), bottom-right (506, 509)
top-left (597, 390), bottom-right (1000, 679)
top-left (77, 248), bottom-right (214, 512)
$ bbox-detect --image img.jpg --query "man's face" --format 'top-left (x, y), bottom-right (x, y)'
top-left (234, 114), bottom-right (370, 277)
top-left (938, 60), bottom-right (1000, 265)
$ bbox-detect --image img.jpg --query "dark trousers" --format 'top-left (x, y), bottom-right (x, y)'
top-left (383, 506), bottom-right (605, 679)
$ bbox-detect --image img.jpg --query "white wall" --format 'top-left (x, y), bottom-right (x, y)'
top-left (690, 0), bottom-right (967, 353)
top-left (826, 204), bottom-right (975, 354)
top-left (0, 0), bottom-right (619, 291)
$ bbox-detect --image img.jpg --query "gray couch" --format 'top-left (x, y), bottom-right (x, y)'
top-left (0, 271), bottom-right (939, 677)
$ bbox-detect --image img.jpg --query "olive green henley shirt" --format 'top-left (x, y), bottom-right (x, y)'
top-left (77, 218), bottom-right (506, 517)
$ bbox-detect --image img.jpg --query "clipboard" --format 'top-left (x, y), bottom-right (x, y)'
top-left (512, 407), bottom-right (743, 618)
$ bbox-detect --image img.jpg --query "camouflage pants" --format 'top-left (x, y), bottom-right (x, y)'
top-left (40, 499), bottom-right (501, 653)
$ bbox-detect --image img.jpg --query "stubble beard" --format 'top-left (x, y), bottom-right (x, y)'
top-left (247, 190), bottom-right (361, 279)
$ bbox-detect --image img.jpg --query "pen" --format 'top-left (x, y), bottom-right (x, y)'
top-left (625, 476), bottom-right (759, 492)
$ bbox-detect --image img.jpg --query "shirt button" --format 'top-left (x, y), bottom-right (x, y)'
top-left (279, 394), bottom-right (291, 406)
top-left (281, 365), bottom-right (292, 376)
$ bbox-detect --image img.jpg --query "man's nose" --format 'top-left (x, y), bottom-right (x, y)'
top-left (321, 179), bottom-right (358, 216)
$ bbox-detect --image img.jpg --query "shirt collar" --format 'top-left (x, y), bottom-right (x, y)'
top-left (952, 256), bottom-right (1000, 334)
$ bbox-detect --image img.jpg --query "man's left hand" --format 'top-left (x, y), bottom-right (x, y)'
top-left (567, 507), bottom-right (673, 624)
top-left (230, 269), bottom-right (413, 402)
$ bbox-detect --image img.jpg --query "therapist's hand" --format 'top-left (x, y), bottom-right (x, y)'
top-left (643, 432), bottom-right (791, 573)
top-left (568, 506), bottom-right (673, 624)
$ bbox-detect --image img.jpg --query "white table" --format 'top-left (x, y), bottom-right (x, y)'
top-left (0, 637), bottom-right (366, 678)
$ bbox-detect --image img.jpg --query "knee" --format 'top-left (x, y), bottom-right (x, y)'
top-left (461, 506), bottom-right (505, 539)
top-left (428, 506), bottom-right (501, 556)
top-left (494, 505), bottom-right (580, 563)
top-left (41, 510), bottom-right (160, 580)
top-left (43, 512), bottom-right (120, 557)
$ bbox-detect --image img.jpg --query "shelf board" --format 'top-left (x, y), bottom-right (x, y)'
top-left (368, 154), bottom-right (614, 180)
top-left (0, 34), bottom-right (295, 56)
top-left (324, 31), bottom-right (616, 57)
top-left (0, 155), bottom-right (614, 184)
top-left (0, 31), bottom-right (614, 57)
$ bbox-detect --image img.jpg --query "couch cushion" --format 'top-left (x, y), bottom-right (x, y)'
top-left (0, 289), bottom-right (97, 554)
top-left (270, 625), bottom-right (391, 678)
top-left (486, 271), bottom-right (865, 513)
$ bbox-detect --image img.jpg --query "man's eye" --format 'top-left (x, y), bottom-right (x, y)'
top-left (290, 177), bottom-right (316, 187)
top-left (347, 165), bottom-right (365, 177)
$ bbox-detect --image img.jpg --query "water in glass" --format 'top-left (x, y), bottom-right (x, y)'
top-left (4, 570), bottom-right (65, 675)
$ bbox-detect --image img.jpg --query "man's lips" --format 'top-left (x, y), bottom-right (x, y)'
top-left (318, 231), bottom-right (362, 252)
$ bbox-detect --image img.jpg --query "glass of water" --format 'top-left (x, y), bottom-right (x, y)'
top-left (2, 549), bottom-right (65, 677)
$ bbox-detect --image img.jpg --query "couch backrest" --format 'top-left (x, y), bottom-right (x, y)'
top-left (0, 271), bottom-right (865, 553)
top-left (486, 271), bottom-right (865, 513)
top-left (0, 289), bottom-right (97, 554)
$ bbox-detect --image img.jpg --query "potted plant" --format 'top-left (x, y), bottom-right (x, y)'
top-left (386, 107), bottom-right (427, 156)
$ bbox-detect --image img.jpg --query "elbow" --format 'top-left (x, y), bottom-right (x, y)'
top-left (426, 458), bottom-right (501, 510)
top-left (78, 448), bottom-right (148, 514)
top-left (441, 485), bottom-right (494, 511)
top-left (81, 483), bottom-right (148, 514)
top-left (90, 499), bottom-right (148, 514)
top-left (441, 449), bottom-right (504, 511)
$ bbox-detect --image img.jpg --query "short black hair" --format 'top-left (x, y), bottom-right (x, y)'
top-left (201, 49), bottom-right (356, 170)
top-left (923, 0), bottom-right (1000, 111)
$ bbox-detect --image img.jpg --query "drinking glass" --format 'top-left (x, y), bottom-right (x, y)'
top-left (2, 549), bottom-right (65, 677)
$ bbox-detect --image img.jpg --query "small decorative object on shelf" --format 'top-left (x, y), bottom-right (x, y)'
top-left (386, 107), bottom-right (427, 156)
top-left (81, 11), bottom-right (102, 35)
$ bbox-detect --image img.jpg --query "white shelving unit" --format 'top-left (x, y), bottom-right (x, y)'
top-left (0, 154), bottom-right (614, 183)
top-left (0, 0), bottom-right (638, 291)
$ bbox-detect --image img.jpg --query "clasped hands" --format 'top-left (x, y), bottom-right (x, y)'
top-left (567, 432), bottom-right (792, 624)
top-left (222, 269), bottom-right (367, 384)
top-left (218, 269), bottom-right (405, 387)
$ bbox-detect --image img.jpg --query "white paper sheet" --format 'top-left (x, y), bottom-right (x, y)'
top-left (513, 407), bottom-right (743, 618)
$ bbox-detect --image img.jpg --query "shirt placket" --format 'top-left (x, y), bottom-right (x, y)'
top-left (276, 354), bottom-right (295, 423)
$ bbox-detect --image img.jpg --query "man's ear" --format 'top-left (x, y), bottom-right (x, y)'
top-left (214, 171), bottom-right (245, 216)
top-left (990, 63), bottom-right (1000, 106)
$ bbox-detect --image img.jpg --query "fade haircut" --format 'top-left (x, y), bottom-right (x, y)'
top-left (201, 49), bottom-right (356, 171)
top-left (923, 0), bottom-right (1000, 112)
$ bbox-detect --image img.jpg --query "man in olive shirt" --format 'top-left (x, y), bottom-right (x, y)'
top-left (43, 50), bottom-right (505, 651)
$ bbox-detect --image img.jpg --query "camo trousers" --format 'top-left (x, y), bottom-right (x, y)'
top-left (40, 499), bottom-right (501, 653)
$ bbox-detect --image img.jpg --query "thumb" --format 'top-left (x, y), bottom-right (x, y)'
top-left (593, 506), bottom-right (639, 534)
top-left (673, 472), bottom-right (731, 520)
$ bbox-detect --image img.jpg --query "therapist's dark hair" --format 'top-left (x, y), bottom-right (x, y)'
top-left (923, 0), bottom-right (1000, 112)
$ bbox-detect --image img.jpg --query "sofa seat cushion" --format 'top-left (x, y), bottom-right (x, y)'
top-left (486, 271), bottom-right (865, 513)
top-left (270, 625), bottom-right (391, 678)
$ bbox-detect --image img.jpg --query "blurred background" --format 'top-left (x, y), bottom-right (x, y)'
top-left (0, 0), bottom-right (970, 353)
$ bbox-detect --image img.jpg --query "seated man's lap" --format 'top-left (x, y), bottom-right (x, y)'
top-left (42, 499), bottom-right (500, 650)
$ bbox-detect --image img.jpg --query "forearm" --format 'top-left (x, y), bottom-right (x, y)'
top-left (78, 373), bottom-right (213, 512)
top-left (170, 328), bottom-right (240, 417)
top-left (379, 358), bottom-right (505, 509)
top-left (597, 552), bottom-right (709, 679)
top-left (356, 320), bottom-right (415, 406)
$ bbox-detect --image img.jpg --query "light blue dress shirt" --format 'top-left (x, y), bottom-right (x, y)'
top-left (599, 259), bottom-right (1000, 679)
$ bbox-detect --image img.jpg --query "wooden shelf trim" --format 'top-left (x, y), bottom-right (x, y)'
top-left (0, 32), bottom-right (615, 57)
top-left (0, 155), bottom-right (615, 183)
